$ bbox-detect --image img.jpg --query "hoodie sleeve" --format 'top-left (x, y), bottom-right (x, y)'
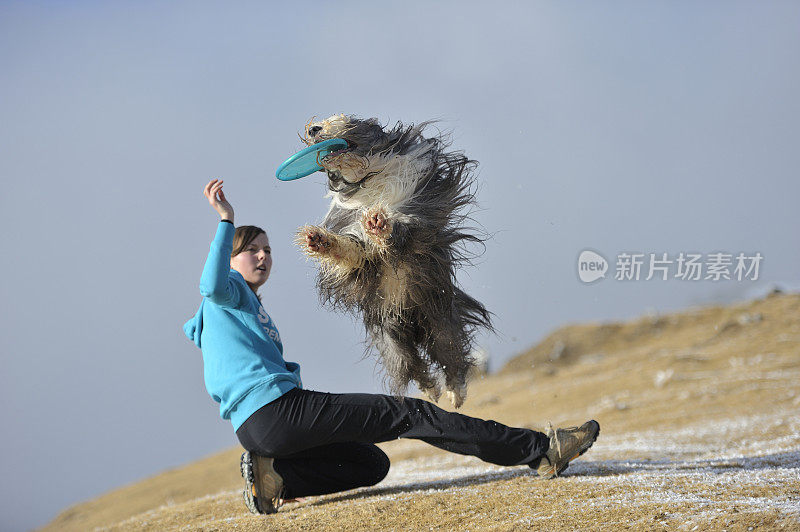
top-left (198, 221), bottom-right (247, 309)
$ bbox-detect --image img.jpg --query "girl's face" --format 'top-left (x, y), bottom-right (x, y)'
top-left (230, 233), bottom-right (272, 291)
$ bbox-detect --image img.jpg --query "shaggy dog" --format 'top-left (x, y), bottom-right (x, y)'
top-left (296, 114), bottom-right (492, 408)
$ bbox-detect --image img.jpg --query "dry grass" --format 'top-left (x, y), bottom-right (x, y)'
top-left (42, 291), bottom-right (800, 531)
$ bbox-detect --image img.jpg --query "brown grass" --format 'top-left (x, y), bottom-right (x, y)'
top-left (42, 291), bottom-right (800, 531)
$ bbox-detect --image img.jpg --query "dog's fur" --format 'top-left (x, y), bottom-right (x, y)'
top-left (295, 114), bottom-right (492, 408)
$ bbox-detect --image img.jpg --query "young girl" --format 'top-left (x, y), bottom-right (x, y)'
top-left (184, 179), bottom-right (600, 514)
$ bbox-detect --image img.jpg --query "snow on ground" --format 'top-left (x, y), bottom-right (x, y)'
top-left (357, 409), bottom-right (800, 526)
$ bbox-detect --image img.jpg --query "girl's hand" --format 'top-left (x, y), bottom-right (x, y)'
top-left (203, 179), bottom-right (234, 222)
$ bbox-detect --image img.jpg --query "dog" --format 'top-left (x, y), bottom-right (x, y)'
top-left (295, 114), bottom-right (492, 408)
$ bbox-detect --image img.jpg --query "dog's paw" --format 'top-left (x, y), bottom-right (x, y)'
top-left (421, 384), bottom-right (442, 404)
top-left (445, 387), bottom-right (466, 409)
top-left (297, 225), bottom-right (333, 256)
top-left (361, 206), bottom-right (393, 247)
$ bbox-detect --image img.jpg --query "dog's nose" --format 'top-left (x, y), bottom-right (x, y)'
top-left (307, 126), bottom-right (322, 137)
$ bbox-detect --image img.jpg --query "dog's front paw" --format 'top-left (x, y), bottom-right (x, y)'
top-left (297, 225), bottom-right (333, 257)
top-left (361, 206), bottom-right (393, 248)
top-left (296, 225), bottom-right (366, 270)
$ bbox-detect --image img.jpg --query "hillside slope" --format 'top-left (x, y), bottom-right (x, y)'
top-left (43, 292), bottom-right (800, 531)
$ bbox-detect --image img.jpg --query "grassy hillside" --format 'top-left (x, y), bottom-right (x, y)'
top-left (43, 292), bottom-right (800, 531)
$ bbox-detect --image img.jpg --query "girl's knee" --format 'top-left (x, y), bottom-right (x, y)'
top-left (365, 446), bottom-right (391, 485)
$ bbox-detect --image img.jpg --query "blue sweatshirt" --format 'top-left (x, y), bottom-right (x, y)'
top-left (183, 221), bottom-right (302, 431)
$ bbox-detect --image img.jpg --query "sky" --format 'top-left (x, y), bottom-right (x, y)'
top-left (1, 1), bottom-right (799, 530)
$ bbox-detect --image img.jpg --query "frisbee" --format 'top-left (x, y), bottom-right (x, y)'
top-left (275, 138), bottom-right (349, 181)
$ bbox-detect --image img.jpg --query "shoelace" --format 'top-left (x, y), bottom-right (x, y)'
top-left (272, 486), bottom-right (288, 511)
top-left (273, 486), bottom-right (310, 509)
top-left (545, 421), bottom-right (563, 460)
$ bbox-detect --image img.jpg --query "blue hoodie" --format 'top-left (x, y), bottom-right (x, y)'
top-left (183, 221), bottom-right (302, 431)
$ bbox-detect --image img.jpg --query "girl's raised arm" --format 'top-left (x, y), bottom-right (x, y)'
top-left (198, 179), bottom-right (246, 308)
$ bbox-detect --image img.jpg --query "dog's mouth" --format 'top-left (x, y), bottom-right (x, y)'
top-left (323, 143), bottom-right (353, 158)
top-left (316, 135), bottom-right (355, 152)
top-left (318, 139), bottom-right (358, 177)
top-left (305, 131), bottom-right (366, 188)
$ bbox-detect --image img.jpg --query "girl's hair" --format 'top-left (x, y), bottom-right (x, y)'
top-left (231, 225), bottom-right (267, 258)
top-left (231, 225), bottom-right (268, 301)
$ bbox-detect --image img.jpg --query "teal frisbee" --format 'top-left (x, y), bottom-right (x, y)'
top-left (275, 138), bottom-right (349, 181)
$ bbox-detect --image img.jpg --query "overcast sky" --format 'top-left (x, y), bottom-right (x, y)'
top-left (1, 2), bottom-right (798, 530)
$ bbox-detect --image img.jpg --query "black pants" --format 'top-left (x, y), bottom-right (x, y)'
top-left (235, 387), bottom-right (549, 499)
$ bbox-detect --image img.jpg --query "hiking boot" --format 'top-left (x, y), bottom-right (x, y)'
top-left (240, 451), bottom-right (286, 514)
top-left (535, 420), bottom-right (600, 479)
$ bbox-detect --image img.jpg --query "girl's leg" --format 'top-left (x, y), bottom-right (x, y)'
top-left (237, 387), bottom-right (549, 469)
top-left (271, 442), bottom-right (390, 499)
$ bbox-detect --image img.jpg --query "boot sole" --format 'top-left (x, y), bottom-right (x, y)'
top-left (240, 451), bottom-right (278, 514)
top-left (541, 421), bottom-right (601, 479)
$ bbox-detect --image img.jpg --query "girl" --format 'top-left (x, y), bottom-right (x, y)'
top-left (184, 179), bottom-right (600, 515)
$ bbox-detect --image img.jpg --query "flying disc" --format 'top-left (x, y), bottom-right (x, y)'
top-left (275, 138), bottom-right (349, 181)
